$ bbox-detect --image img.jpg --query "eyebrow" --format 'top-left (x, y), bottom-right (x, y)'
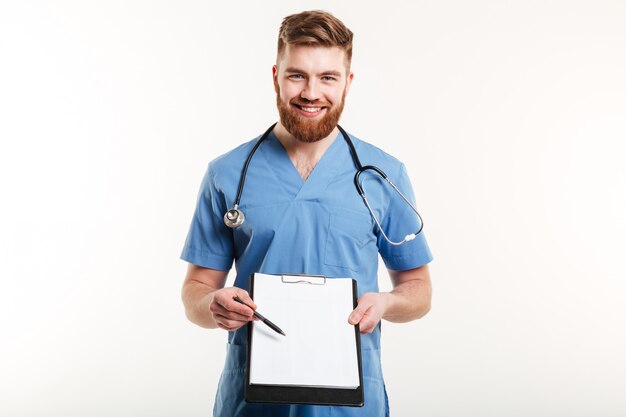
top-left (284, 67), bottom-right (343, 77)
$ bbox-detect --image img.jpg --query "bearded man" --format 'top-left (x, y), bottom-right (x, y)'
top-left (181, 10), bottom-right (433, 417)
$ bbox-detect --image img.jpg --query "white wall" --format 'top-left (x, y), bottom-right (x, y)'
top-left (1, 1), bottom-right (625, 416)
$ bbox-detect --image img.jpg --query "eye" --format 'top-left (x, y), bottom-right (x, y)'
top-left (322, 76), bottom-right (336, 81)
top-left (288, 74), bottom-right (305, 80)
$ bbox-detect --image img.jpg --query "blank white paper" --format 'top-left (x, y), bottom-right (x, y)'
top-left (249, 273), bottom-right (360, 388)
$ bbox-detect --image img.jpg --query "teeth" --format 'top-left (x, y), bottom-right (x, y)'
top-left (301, 107), bottom-right (321, 113)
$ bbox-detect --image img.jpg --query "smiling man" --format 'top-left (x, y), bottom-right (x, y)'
top-left (181, 10), bottom-right (433, 416)
top-left (275, 44), bottom-right (350, 144)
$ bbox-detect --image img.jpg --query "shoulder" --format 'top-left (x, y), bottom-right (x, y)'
top-left (204, 136), bottom-right (259, 188)
top-left (209, 137), bottom-right (258, 174)
top-left (346, 131), bottom-right (406, 177)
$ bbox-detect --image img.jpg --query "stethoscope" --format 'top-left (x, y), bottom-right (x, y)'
top-left (223, 123), bottom-right (424, 246)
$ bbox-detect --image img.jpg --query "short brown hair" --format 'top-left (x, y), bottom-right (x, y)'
top-left (277, 10), bottom-right (354, 70)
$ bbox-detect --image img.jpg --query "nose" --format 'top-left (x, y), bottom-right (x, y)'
top-left (300, 79), bottom-right (320, 102)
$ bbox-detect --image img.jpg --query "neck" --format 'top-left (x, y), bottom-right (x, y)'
top-left (272, 122), bottom-right (339, 181)
top-left (272, 122), bottom-right (338, 159)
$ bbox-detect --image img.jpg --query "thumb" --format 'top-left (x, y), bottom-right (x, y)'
top-left (348, 303), bottom-right (370, 325)
top-left (233, 289), bottom-right (256, 310)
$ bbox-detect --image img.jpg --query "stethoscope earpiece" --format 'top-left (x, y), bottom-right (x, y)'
top-left (224, 207), bottom-right (245, 228)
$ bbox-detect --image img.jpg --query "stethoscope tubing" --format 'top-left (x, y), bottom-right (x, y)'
top-left (225, 123), bottom-right (424, 245)
top-left (233, 122), bottom-right (278, 209)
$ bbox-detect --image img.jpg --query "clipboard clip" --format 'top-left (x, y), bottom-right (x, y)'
top-left (281, 274), bottom-right (327, 285)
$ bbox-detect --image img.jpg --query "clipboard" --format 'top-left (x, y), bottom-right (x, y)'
top-left (245, 273), bottom-right (364, 407)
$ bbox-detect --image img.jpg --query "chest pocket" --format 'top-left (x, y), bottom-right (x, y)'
top-left (324, 210), bottom-right (373, 272)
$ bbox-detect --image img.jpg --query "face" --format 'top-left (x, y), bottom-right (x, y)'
top-left (273, 44), bottom-right (354, 143)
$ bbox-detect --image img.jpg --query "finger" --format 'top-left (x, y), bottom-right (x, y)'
top-left (358, 310), bottom-right (378, 334)
top-left (225, 309), bottom-right (255, 321)
top-left (216, 321), bottom-right (235, 331)
top-left (216, 295), bottom-right (254, 318)
top-left (210, 302), bottom-right (254, 321)
top-left (360, 325), bottom-right (374, 334)
top-left (234, 290), bottom-right (257, 310)
top-left (217, 322), bottom-right (244, 331)
top-left (214, 314), bottom-right (247, 331)
top-left (348, 302), bottom-right (371, 325)
top-left (228, 289), bottom-right (257, 313)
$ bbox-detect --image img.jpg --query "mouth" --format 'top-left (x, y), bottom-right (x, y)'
top-left (292, 103), bottom-right (327, 117)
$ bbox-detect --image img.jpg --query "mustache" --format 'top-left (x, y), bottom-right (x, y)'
top-left (290, 98), bottom-right (331, 107)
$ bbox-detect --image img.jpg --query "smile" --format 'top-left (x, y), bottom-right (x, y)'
top-left (293, 103), bottom-right (327, 117)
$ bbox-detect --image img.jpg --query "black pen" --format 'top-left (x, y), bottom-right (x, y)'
top-left (233, 296), bottom-right (286, 336)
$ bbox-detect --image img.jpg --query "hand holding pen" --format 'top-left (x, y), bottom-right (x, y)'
top-left (208, 288), bottom-right (285, 335)
top-left (233, 296), bottom-right (286, 336)
top-left (209, 288), bottom-right (259, 332)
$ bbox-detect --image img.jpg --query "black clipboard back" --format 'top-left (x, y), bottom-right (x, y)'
top-left (245, 273), bottom-right (364, 407)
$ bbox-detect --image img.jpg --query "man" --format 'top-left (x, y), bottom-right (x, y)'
top-left (181, 10), bottom-right (433, 416)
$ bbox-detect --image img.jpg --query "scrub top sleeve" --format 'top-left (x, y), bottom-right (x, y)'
top-left (377, 163), bottom-right (433, 271)
top-left (180, 164), bottom-right (234, 271)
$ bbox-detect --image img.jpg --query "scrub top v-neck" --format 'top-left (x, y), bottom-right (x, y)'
top-left (258, 130), bottom-right (344, 200)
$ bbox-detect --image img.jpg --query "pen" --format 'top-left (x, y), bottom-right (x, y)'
top-left (233, 296), bottom-right (286, 336)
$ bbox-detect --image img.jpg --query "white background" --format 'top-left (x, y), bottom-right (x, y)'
top-left (1, 1), bottom-right (625, 416)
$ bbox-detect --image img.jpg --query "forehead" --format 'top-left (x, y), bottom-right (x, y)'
top-left (277, 44), bottom-right (347, 74)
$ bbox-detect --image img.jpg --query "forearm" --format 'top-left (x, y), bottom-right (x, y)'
top-left (382, 265), bottom-right (432, 322)
top-left (382, 278), bottom-right (431, 322)
top-left (348, 265), bottom-right (432, 334)
top-left (181, 265), bottom-right (230, 329)
top-left (182, 281), bottom-right (220, 329)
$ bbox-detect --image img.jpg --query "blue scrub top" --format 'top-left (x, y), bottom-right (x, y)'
top-left (181, 129), bottom-right (433, 417)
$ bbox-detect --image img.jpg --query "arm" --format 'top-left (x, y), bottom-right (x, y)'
top-left (348, 264), bottom-right (432, 334)
top-left (181, 263), bottom-right (257, 330)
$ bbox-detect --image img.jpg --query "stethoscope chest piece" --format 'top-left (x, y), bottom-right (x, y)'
top-left (224, 207), bottom-right (245, 228)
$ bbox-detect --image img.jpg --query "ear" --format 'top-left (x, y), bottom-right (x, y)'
top-left (272, 65), bottom-right (279, 93)
top-left (344, 71), bottom-right (354, 95)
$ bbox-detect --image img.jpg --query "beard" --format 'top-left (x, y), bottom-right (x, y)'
top-left (276, 86), bottom-right (346, 143)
